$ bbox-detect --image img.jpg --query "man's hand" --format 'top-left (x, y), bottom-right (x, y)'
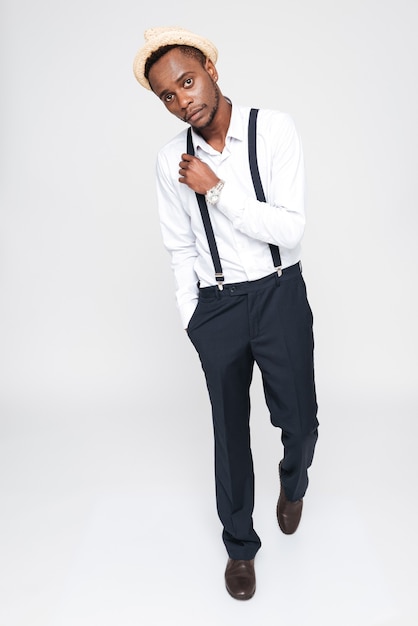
top-left (178, 154), bottom-right (220, 195)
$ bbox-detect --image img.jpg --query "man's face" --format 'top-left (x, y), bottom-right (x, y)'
top-left (148, 48), bottom-right (220, 129)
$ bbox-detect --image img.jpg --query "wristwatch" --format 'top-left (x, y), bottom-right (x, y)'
top-left (205, 180), bottom-right (225, 205)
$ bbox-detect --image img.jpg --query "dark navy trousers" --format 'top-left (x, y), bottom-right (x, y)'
top-left (187, 263), bottom-right (318, 560)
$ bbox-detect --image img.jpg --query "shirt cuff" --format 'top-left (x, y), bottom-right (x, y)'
top-left (216, 182), bottom-right (247, 223)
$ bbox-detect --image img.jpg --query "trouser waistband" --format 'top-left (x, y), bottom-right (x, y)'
top-left (198, 262), bottom-right (302, 299)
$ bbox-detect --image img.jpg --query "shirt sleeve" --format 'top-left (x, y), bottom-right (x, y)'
top-left (216, 112), bottom-right (306, 250)
top-left (156, 151), bottom-right (199, 329)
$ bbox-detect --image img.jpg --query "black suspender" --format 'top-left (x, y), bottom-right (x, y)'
top-left (186, 129), bottom-right (225, 290)
top-left (186, 108), bottom-right (282, 289)
top-left (248, 108), bottom-right (282, 275)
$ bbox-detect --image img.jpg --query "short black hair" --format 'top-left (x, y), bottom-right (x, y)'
top-left (145, 45), bottom-right (206, 83)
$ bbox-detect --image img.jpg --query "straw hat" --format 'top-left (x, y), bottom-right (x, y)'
top-left (133, 26), bottom-right (218, 90)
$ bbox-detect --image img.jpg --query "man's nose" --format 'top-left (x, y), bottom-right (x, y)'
top-left (179, 92), bottom-right (193, 109)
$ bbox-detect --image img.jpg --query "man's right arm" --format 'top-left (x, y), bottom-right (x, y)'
top-left (156, 151), bottom-right (199, 329)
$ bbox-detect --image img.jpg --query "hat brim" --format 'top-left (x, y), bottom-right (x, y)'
top-left (133, 27), bottom-right (218, 90)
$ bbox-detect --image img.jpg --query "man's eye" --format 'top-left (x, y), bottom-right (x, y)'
top-left (164, 94), bottom-right (173, 102)
top-left (184, 78), bottom-right (193, 87)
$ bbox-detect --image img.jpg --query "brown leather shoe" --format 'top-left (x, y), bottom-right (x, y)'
top-left (224, 558), bottom-right (256, 600)
top-left (276, 487), bottom-right (303, 534)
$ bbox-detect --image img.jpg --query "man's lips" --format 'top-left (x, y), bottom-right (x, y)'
top-left (185, 107), bottom-right (204, 123)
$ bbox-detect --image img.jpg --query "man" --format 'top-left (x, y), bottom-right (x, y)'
top-left (133, 27), bottom-right (318, 601)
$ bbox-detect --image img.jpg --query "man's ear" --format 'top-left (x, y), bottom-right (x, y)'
top-left (205, 59), bottom-right (218, 82)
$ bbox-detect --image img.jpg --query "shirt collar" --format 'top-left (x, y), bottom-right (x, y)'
top-left (191, 101), bottom-right (244, 154)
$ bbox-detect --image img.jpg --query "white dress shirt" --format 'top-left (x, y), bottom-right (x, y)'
top-left (156, 103), bottom-right (307, 328)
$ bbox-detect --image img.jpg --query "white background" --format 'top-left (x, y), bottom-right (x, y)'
top-left (1, 1), bottom-right (417, 625)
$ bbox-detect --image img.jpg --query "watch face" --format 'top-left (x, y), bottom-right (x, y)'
top-left (206, 181), bottom-right (224, 204)
top-left (207, 191), bottom-right (219, 204)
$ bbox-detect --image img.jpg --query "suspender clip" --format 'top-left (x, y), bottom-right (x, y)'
top-left (276, 266), bottom-right (283, 277)
top-left (215, 273), bottom-right (224, 291)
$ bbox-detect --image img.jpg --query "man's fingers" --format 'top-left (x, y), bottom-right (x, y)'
top-left (179, 156), bottom-right (201, 174)
top-left (180, 153), bottom-right (201, 164)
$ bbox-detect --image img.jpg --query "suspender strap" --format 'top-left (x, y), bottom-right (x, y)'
top-left (248, 108), bottom-right (282, 275)
top-left (187, 110), bottom-right (282, 287)
top-left (187, 128), bottom-right (224, 289)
